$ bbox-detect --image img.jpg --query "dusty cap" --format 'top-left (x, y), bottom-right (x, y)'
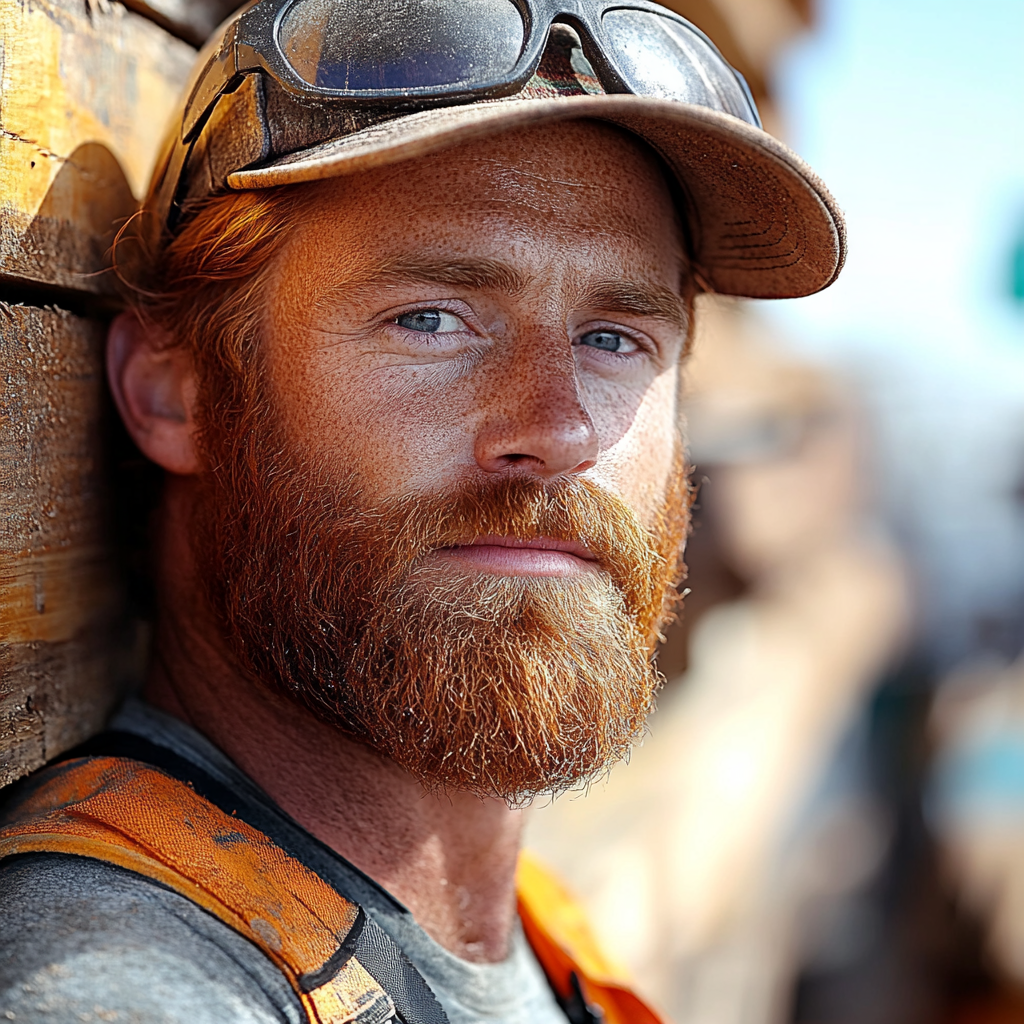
top-left (149, 19), bottom-right (844, 300)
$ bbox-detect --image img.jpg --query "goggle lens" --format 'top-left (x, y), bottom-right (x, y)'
top-left (601, 9), bottom-right (756, 122)
top-left (279, 0), bottom-right (526, 91)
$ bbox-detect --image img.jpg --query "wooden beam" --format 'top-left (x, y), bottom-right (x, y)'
top-left (119, 0), bottom-right (240, 46)
top-left (0, 304), bottom-right (130, 785)
top-left (0, 0), bottom-right (194, 294)
top-left (0, 2), bottom-right (193, 782)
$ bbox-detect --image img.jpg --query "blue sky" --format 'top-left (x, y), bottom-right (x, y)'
top-left (767, 0), bottom-right (1024, 363)
top-left (758, 0), bottom-right (1024, 664)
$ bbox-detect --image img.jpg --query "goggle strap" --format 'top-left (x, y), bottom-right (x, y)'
top-left (173, 76), bottom-right (271, 229)
top-left (182, 28), bottom-right (242, 143)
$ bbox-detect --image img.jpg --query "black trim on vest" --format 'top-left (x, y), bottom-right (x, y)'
top-left (56, 731), bottom-right (449, 1024)
top-left (299, 906), bottom-right (366, 993)
top-left (558, 972), bottom-right (606, 1024)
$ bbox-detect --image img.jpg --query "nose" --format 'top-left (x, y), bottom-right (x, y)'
top-left (473, 337), bottom-right (599, 480)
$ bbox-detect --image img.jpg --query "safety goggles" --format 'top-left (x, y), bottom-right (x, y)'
top-left (183, 0), bottom-right (759, 143)
top-left (146, 0), bottom-right (844, 301)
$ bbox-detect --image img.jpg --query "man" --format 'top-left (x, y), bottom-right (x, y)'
top-left (0, 3), bottom-right (843, 1022)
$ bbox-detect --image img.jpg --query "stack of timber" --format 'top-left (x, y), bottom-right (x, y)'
top-left (0, 0), bottom-right (219, 786)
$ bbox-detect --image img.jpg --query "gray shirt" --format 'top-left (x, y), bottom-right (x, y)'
top-left (0, 701), bottom-right (568, 1024)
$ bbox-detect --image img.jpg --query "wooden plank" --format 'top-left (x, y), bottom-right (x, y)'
top-left (121, 0), bottom-right (240, 45)
top-left (0, 0), bottom-right (194, 294)
top-left (0, 303), bottom-right (128, 785)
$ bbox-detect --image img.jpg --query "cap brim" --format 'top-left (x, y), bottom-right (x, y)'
top-left (228, 94), bottom-right (845, 300)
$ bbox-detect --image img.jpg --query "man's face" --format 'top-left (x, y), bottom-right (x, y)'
top-left (264, 119), bottom-right (688, 532)
top-left (195, 120), bottom-right (691, 801)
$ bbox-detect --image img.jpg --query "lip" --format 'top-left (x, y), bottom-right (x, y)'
top-left (430, 535), bottom-right (599, 577)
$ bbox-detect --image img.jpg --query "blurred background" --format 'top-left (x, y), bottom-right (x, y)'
top-left (527, 2), bottom-right (1024, 1023)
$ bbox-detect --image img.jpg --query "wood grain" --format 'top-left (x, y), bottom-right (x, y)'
top-left (0, 303), bottom-right (134, 785)
top-left (0, 0), bottom-right (194, 294)
top-left (0, 0), bottom-right (195, 782)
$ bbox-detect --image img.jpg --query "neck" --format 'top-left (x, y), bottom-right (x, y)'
top-left (145, 479), bottom-right (525, 963)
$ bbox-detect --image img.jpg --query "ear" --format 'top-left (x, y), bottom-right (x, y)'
top-left (107, 309), bottom-right (200, 475)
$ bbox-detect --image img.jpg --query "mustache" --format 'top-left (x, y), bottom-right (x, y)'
top-left (276, 469), bottom-right (672, 611)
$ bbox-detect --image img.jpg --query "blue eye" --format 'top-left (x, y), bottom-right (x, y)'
top-left (395, 309), bottom-right (466, 333)
top-left (579, 330), bottom-right (637, 353)
top-left (397, 310), bottom-right (441, 333)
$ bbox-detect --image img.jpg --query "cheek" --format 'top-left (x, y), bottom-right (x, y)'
top-left (590, 367), bottom-right (681, 525)
top-left (268, 347), bottom-right (482, 496)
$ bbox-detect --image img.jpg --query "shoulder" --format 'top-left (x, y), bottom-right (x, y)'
top-left (0, 852), bottom-right (303, 1024)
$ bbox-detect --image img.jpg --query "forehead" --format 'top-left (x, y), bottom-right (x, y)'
top-left (277, 119), bottom-right (686, 286)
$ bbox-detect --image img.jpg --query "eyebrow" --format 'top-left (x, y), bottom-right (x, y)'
top-left (361, 256), bottom-right (530, 295)
top-left (577, 281), bottom-right (690, 332)
top-left (314, 257), bottom-right (689, 331)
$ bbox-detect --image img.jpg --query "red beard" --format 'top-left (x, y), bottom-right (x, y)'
top-left (194, 422), bottom-right (690, 803)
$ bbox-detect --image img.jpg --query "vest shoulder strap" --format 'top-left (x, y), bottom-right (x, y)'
top-left (0, 751), bottom-right (668, 1024)
top-left (0, 756), bottom-right (395, 1024)
top-left (517, 852), bottom-right (668, 1024)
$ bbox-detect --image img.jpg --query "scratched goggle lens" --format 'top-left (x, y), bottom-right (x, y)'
top-left (600, 9), bottom-right (756, 119)
top-left (278, 0), bottom-right (527, 91)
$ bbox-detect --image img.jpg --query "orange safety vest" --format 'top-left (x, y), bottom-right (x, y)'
top-left (0, 752), bottom-right (666, 1024)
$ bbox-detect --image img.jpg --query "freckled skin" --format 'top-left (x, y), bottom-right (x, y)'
top-left (266, 121), bottom-right (688, 521)
top-left (108, 120), bottom-right (691, 963)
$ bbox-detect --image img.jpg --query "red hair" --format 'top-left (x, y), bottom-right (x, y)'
top-left (122, 188), bottom-right (313, 470)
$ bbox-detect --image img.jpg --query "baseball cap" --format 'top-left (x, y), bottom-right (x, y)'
top-left (146, 0), bottom-right (845, 300)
